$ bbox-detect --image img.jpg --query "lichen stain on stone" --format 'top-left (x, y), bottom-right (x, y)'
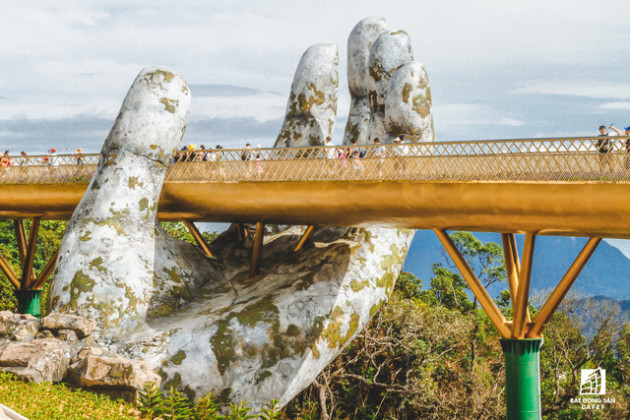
top-left (412, 94), bottom-right (431, 118)
top-left (159, 97), bottom-right (178, 113)
top-left (89, 257), bottom-right (107, 273)
top-left (402, 83), bottom-right (412, 103)
top-left (79, 231), bottom-right (92, 242)
top-left (146, 69), bottom-right (175, 83)
top-left (139, 197), bottom-right (149, 212)
top-left (350, 279), bottom-right (370, 292)
top-left (127, 176), bottom-right (143, 190)
top-left (70, 270), bottom-right (96, 295)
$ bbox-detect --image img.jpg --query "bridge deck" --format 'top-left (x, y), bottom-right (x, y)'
top-left (1, 137), bottom-right (629, 238)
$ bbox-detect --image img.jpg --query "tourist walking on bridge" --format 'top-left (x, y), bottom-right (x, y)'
top-left (393, 135), bottom-right (409, 176)
top-left (597, 124), bottom-right (620, 170)
top-left (324, 136), bottom-right (336, 176)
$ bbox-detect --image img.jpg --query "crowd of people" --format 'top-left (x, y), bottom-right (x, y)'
top-left (1, 127), bottom-right (630, 175)
top-left (0, 148), bottom-right (86, 168)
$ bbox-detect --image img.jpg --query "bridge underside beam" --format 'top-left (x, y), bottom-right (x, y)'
top-left (293, 225), bottom-right (317, 252)
top-left (434, 228), bottom-right (511, 338)
top-left (0, 252), bottom-right (20, 289)
top-left (183, 221), bottom-right (215, 258)
top-left (527, 237), bottom-right (601, 338)
top-left (29, 247), bottom-right (60, 290)
top-left (437, 229), bottom-right (602, 339)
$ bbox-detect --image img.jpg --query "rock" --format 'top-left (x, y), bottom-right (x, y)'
top-left (385, 61), bottom-right (434, 142)
top-left (0, 311), bottom-right (40, 342)
top-left (57, 329), bottom-right (79, 344)
top-left (41, 313), bottom-right (97, 338)
top-left (343, 17), bottom-right (389, 145)
top-left (0, 338), bottom-right (73, 383)
top-left (35, 330), bottom-right (54, 339)
top-left (274, 44), bottom-right (339, 148)
top-left (367, 30), bottom-right (414, 143)
top-left (67, 346), bottom-right (161, 398)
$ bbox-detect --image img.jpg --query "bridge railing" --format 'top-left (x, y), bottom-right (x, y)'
top-left (1, 136), bottom-right (630, 184)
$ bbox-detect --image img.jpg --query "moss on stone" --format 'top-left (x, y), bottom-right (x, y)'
top-left (257, 370), bottom-right (272, 384)
top-left (169, 350), bottom-right (187, 366)
top-left (235, 296), bottom-right (279, 328)
top-left (210, 319), bottom-right (236, 375)
top-left (79, 231), bottom-right (92, 242)
top-left (286, 324), bottom-right (300, 337)
top-left (162, 372), bottom-right (182, 390)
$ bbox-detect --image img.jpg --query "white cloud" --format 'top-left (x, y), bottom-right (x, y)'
top-left (599, 102), bottom-right (630, 110)
top-left (433, 104), bottom-right (525, 127)
top-left (512, 80), bottom-right (630, 99)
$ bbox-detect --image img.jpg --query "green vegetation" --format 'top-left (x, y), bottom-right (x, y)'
top-left (0, 372), bottom-right (140, 419)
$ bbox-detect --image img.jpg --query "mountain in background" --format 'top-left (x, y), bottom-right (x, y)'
top-left (403, 230), bottom-right (630, 300)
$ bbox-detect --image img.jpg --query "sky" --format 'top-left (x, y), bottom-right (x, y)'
top-left (2, 0), bottom-right (630, 255)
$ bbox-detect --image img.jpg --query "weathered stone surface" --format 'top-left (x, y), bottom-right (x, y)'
top-left (41, 313), bottom-right (97, 338)
top-left (343, 16), bottom-right (389, 145)
top-left (385, 61), bottom-right (434, 143)
top-left (0, 311), bottom-right (40, 342)
top-left (57, 329), bottom-right (79, 344)
top-left (0, 338), bottom-right (73, 383)
top-left (367, 30), bottom-right (414, 143)
top-left (48, 67), bottom-right (220, 339)
top-left (67, 346), bottom-right (161, 392)
top-left (274, 44), bottom-right (339, 148)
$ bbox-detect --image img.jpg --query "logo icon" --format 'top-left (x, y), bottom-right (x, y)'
top-left (580, 368), bottom-right (606, 395)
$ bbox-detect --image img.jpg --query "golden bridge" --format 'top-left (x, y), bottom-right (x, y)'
top-left (0, 136), bottom-right (629, 341)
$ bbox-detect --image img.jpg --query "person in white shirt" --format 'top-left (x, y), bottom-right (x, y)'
top-left (393, 135), bottom-right (409, 176)
top-left (324, 136), bottom-right (337, 175)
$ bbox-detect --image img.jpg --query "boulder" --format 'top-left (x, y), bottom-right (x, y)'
top-left (0, 311), bottom-right (40, 342)
top-left (41, 313), bottom-right (97, 338)
top-left (0, 338), bottom-right (73, 383)
top-left (67, 346), bottom-right (161, 396)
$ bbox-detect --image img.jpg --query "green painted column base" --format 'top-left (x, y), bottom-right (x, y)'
top-left (15, 289), bottom-right (42, 318)
top-left (501, 338), bottom-right (543, 420)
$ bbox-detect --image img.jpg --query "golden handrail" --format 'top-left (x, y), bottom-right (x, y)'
top-left (1, 136), bottom-right (629, 184)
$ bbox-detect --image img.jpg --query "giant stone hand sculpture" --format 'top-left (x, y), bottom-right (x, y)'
top-left (48, 17), bottom-right (433, 409)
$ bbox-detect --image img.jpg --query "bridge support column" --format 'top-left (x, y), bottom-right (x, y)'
top-left (249, 222), bottom-right (265, 278)
top-left (15, 289), bottom-right (42, 318)
top-left (501, 338), bottom-right (543, 420)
